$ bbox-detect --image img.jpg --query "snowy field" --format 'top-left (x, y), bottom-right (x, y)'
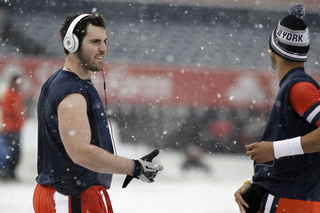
top-left (0, 119), bottom-right (253, 213)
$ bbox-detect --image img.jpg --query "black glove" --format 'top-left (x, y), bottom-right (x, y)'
top-left (122, 149), bottom-right (164, 188)
top-left (242, 184), bottom-right (266, 213)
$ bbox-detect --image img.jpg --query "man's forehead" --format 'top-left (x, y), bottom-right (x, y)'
top-left (85, 24), bottom-right (107, 39)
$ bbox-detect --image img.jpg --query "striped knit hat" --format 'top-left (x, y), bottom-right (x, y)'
top-left (269, 3), bottom-right (310, 62)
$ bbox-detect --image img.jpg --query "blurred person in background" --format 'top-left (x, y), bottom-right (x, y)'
top-left (0, 74), bottom-right (25, 180)
top-left (32, 12), bottom-right (163, 213)
top-left (234, 4), bottom-right (320, 212)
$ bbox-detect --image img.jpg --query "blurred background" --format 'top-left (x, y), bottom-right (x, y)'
top-left (1, 0), bottom-right (320, 155)
top-left (1, 0), bottom-right (320, 212)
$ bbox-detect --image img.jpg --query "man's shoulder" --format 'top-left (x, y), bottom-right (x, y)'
top-left (285, 68), bottom-right (319, 88)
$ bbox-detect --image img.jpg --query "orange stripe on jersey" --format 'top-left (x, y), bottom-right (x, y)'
top-left (289, 81), bottom-right (320, 127)
top-left (277, 198), bottom-right (320, 212)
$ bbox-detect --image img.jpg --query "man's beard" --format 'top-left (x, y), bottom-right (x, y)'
top-left (78, 48), bottom-right (104, 71)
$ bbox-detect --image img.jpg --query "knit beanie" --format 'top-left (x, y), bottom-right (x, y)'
top-left (269, 3), bottom-right (310, 62)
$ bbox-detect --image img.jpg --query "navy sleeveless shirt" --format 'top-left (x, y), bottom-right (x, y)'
top-left (253, 68), bottom-right (320, 201)
top-left (36, 68), bottom-right (114, 195)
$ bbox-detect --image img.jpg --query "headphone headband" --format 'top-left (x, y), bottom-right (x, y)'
top-left (63, 14), bottom-right (91, 53)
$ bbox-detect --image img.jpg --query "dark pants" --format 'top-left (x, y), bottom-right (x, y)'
top-left (0, 132), bottom-right (21, 179)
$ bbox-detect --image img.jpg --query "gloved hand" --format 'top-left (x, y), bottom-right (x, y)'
top-left (122, 149), bottom-right (164, 188)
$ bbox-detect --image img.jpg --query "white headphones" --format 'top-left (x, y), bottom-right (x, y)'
top-left (63, 14), bottom-right (90, 53)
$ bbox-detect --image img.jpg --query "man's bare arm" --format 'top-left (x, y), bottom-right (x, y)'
top-left (58, 93), bottom-right (133, 175)
top-left (246, 127), bottom-right (320, 163)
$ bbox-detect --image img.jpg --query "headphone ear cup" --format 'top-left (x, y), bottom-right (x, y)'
top-left (63, 33), bottom-right (79, 53)
top-left (63, 14), bottom-right (90, 53)
top-left (63, 34), bottom-right (74, 53)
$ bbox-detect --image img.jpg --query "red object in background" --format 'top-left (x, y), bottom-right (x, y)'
top-left (208, 118), bottom-right (235, 140)
top-left (1, 89), bottom-right (25, 132)
top-left (2, 56), bottom-right (320, 111)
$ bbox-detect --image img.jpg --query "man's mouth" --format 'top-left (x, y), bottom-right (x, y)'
top-left (96, 56), bottom-right (104, 61)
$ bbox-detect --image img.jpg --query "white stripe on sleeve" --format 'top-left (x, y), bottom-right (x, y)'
top-left (306, 105), bottom-right (320, 123)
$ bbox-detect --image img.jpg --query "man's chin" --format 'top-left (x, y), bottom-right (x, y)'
top-left (94, 67), bottom-right (104, 72)
top-left (88, 69), bottom-right (102, 72)
top-left (87, 65), bottom-right (104, 72)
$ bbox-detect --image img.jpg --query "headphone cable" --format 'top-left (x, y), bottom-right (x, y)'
top-left (101, 68), bottom-right (117, 155)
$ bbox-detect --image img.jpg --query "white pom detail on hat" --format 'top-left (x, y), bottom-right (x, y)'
top-left (289, 3), bottom-right (306, 19)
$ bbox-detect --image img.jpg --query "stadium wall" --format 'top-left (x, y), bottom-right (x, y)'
top-left (0, 56), bottom-right (281, 109)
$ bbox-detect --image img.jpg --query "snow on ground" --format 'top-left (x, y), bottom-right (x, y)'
top-left (0, 119), bottom-right (253, 213)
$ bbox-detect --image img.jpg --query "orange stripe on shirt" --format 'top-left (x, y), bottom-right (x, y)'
top-left (277, 197), bottom-right (320, 212)
top-left (289, 81), bottom-right (320, 127)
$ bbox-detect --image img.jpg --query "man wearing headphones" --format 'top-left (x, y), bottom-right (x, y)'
top-left (33, 12), bottom-right (163, 213)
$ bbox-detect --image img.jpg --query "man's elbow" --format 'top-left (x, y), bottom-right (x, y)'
top-left (65, 145), bottom-right (90, 166)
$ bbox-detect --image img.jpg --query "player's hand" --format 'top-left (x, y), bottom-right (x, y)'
top-left (234, 182), bottom-right (251, 213)
top-left (133, 151), bottom-right (164, 182)
top-left (246, 141), bottom-right (275, 163)
top-left (122, 150), bottom-right (163, 188)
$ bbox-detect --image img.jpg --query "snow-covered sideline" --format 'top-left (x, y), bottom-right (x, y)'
top-left (0, 119), bottom-right (253, 213)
